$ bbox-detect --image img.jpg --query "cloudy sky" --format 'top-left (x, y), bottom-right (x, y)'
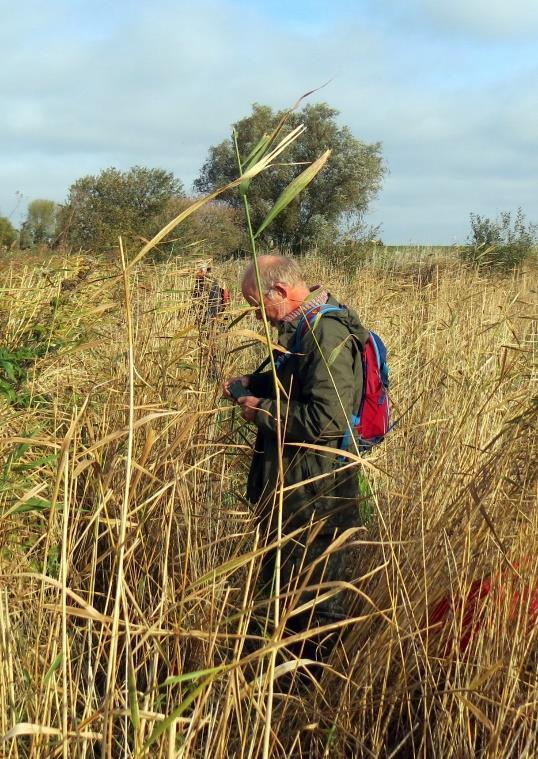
top-left (2, 0), bottom-right (537, 243)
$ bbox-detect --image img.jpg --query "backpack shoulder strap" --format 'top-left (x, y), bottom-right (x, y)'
top-left (254, 303), bottom-right (346, 373)
top-left (293, 304), bottom-right (345, 353)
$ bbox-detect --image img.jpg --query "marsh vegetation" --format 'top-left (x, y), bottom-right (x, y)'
top-left (0, 243), bottom-right (536, 757)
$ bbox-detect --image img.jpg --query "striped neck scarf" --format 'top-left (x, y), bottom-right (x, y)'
top-left (282, 286), bottom-right (329, 323)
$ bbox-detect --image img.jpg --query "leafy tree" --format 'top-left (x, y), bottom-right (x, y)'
top-left (194, 102), bottom-right (384, 251)
top-left (57, 166), bottom-right (184, 252)
top-left (20, 199), bottom-right (59, 248)
top-left (462, 208), bottom-right (537, 271)
top-left (0, 216), bottom-right (17, 248)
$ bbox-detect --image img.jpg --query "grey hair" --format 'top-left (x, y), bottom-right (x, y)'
top-left (243, 255), bottom-right (306, 296)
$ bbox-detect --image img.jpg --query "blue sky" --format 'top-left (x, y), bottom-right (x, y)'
top-left (2, 0), bottom-right (537, 243)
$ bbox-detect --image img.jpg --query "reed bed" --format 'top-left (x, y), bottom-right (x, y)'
top-left (0, 250), bottom-right (536, 757)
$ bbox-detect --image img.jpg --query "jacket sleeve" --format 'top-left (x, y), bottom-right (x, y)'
top-left (254, 318), bottom-right (359, 443)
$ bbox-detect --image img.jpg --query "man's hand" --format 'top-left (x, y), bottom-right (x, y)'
top-left (223, 375), bottom-right (250, 400)
top-left (237, 395), bottom-right (261, 422)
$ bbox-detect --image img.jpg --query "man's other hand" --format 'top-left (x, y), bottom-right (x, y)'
top-left (223, 375), bottom-right (250, 399)
top-left (237, 395), bottom-right (261, 422)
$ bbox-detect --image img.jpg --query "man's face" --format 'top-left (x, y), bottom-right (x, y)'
top-left (241, 279), bottom-right (286, 326)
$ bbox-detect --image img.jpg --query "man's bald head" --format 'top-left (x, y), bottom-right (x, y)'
top-left (241, 255), bottom-right (306, 295)
top-left (241, 255), bottom-right (310, 326)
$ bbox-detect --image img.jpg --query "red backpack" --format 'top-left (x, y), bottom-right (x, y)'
top-left (294, 304), bottom-right (390, 451)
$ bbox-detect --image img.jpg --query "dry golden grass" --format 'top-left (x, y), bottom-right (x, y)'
top-left (0, 249), bottom-right (536, 757)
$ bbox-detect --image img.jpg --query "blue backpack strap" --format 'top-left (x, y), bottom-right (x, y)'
top-left (340, 413), bottom-right (360, 452)
top-left (292, 304), bottom-right (345, 353)
top-left (274, 350), bottom-right (291, 370)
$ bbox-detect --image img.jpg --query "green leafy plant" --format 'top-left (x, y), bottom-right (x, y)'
top-left (357, 471), bottom-right (375, 526)
top-left (0, 297), bottom-right (74, 408)
top-left (1, 434), bottom-right (57, 515)
top-left (0, 346), bottom-right (41, 406)
top-left (322, 232), bottom-right (383, 274)
top-left (150, 197), bottom-right (245, 260)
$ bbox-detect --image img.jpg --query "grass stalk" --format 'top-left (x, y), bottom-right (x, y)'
top-left (102, 239), bottom-right (136, 754)
top-left (232, 130), bottom-right (284, 759)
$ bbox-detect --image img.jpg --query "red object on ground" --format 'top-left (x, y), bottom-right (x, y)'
top-left (426, 562), bottom-right (538, 656)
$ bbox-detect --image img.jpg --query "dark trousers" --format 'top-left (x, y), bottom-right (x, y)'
top-left (256, 526), bottom-right (359, 662)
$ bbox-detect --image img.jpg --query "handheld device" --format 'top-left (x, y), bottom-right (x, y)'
top-left (229, 379), bottom-right (252, 399)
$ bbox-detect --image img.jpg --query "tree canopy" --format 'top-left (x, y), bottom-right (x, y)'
top-left (57, 166), bottom-right (184, 253)
top-left (194, 102), bottom-right (384, 251)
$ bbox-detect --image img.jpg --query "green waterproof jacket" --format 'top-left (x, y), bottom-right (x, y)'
top-left (246, 294), bottom-right (369, 535)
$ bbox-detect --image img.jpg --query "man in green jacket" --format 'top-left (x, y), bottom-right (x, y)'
top-left (225, 255), bottom-right (369, 655)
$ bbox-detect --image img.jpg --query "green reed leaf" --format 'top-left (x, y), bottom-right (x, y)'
top-left (254, 149), bottom-right (331, 238)
top-left (163, 665), bottom-right (225, 687)
top-left (43, 653), bottom-right (63, 684)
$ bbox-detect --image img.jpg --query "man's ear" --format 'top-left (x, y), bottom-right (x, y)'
top-left (272, 283), bottom-right (287, 299)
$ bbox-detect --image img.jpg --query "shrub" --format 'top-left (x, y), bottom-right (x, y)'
top-left (322, 226), bottom-right (383, 273)
top-left (462, 208), bottom-right (536, 271)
